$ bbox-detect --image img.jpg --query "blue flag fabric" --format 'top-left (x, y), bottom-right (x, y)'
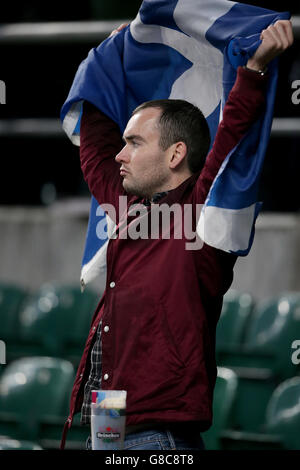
top-left (61, 0), bottom-right (290, 288)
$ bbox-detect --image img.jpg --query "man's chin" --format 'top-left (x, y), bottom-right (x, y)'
top-left (122, 180), bottom-right (136, 196)
top-left (122, 180), bottom-right (146, 198)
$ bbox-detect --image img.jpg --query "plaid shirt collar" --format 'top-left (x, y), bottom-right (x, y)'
top-left (142, 191), bottom-right (169, 206)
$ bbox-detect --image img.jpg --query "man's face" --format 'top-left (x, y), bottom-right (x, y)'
top-left (115, 107), bottom-right (171, 198)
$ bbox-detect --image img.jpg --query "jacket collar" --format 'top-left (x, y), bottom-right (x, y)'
top-left (129, 172), bottom-right (200, 208)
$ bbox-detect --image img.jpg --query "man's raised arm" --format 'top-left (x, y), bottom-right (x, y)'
top-left (80, 102), bottom-right (125, 208)
top-left (79, 24), bottom-right (129, 209)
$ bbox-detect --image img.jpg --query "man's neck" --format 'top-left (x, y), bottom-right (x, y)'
top-left (148, 171), bottom-right (193, 199)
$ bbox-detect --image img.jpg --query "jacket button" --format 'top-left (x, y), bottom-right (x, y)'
top-left (104, 326), bottom-right (109, 333)
top-left (103, 373), bottom-right (109, 380)
top-left (109, 281), bottom-right (116, 288)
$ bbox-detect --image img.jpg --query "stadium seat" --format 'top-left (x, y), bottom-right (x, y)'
top-left (0, 365), bottom-right (5, 378)
top-left (0, 356), bottom-right (74, 442)
top-left (13, 282), bottom-right (98, 362)
top-left (216, 290), bottom-right (254, 360)
top-left (0, 283), bottom-right (28, 345)
top-left (220, 376), bottom-right (300, 450)
top-left (218, 293), bottom-right (300, 432)
top-left (0, 436), bottom-right (43, 450)
top-left (264, 376), bottom-right (300, 449)
top-left (243, 293), bottom-right (300, 377)
top-left (202, 367), bottom-right (238, 450)
top-left (38, 412), bottom-right (89, 450)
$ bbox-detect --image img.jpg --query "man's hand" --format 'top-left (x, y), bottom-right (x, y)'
top-left (246, 19), bottom-right (294, 72)
top-left (109, 23), bottom-right (129, 38)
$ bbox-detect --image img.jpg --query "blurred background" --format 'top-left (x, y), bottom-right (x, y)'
top-left (0, 0), bottom-right (299, 452)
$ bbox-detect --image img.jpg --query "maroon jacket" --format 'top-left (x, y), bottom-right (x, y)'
top-left (61, 67), bottom-right (267, 448)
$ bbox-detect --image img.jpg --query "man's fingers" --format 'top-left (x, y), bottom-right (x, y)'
top-left (279, 19), bottom-right (294, 46)
top-left (266, 25), bottom-right (286, 50)
top-left (109, 29), bottom-right (118, 37)
top-left (260, 20), bottom-right (293, 55)
top-left (260, 27), bottom-right (281, 55)
top-left (117, 23), bottom-right (129, 31)
top-left (247, 19), bottom-right (293, 70)
top-left (275, 21), bottom-right (292, 50)
top-left (266, 20), bottom-right (294, 50)
top-left (109, 23), bottom-right (129, 37)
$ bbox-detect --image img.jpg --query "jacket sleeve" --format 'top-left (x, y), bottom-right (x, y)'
top-left (79, 100), bottom-right (125, 209)
top-left (194, 66), bottom-right (268, 204)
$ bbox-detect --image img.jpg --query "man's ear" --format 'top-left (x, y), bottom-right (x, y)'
top-left (168, 141), bottom-right (187, 169)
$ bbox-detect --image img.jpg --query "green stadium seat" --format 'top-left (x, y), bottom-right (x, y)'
top-left (216, 290), bottom-right (254, 360)
top-left (0, 356), bottom-right (74, 442)
top-left (12, 282), bottom-right (98, 363)
top-left (202, 367), bottom-right (238, 450)
top-left (218, 293), bottom-right (300, 432)
top-left (243, 293), bottom-right (300, 377)
top-left (0, 436), bottom-right (43, 450)
top-left (0, 365), bottom-right (5, 378)
top-left (220, 376), bottom-right (300, 450)
top-left (38, 412), bottom-right (89, 450)
top-left (264, 376), bottom-right (300, 449)
top-left (0, 283), bottom-right (28, 345)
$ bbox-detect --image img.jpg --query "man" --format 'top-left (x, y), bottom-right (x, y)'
top-left (61, 20), bottom-right (293, 450)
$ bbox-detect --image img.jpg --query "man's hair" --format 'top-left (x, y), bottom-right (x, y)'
top-left (132, 99), bottom-right (211, 173)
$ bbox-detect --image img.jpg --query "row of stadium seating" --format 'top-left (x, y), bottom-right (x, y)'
top-left (2, 282), bottom-right (300, 369)
top-left (216, 289), bottom-right (300, 435)
top-left (0, 356), bottom-right (87, 450)
top-left (0, 356), bottom-right (299, 450)
top-left (0, 356), bottom-right (89, 449)
top-left (0, 282), bottom-right (300, 449)
top-left (203, 367), bottom-right (300, 450)
top-left (0, 281), bottom-right (99, 368)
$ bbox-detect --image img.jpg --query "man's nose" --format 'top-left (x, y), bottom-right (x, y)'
top-left (115, 145), bottom-right (130, 163)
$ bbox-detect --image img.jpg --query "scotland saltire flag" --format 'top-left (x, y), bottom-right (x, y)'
top-left (61, 0), bottom-right (290, 288)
